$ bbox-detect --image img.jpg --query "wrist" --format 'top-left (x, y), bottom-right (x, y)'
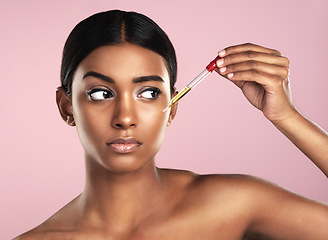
top-left (269, 107), bottom-right (301, 132)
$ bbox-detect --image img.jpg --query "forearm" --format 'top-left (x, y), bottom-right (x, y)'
top-left (273, 109), bottom-right (328, 177)
top-left (216, 43), bottom-right (328, 177)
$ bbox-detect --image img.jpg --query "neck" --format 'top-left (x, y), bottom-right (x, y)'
top-left (79, 156), bottom-right (165, 230)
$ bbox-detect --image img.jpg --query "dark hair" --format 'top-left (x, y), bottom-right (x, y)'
top-left (60, 10), bottom-right (177, 95)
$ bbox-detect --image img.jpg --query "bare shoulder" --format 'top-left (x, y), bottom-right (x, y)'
top-left (188, 174), bottom-right (272, 206)
top-left (188, 173), bottom-right (321, 209)
top-left (160, 168), bottom-right (274, 197)
top-left (189, 172), bottom-right (300, 198)
top-left (160, 169), bottom-right (271, 211)
top-left (160, 170), bottom-right (288, 237)
top-left (12, 229), bottom-right (46, 240)
top-left (192, 173), bottom-right (328, 239)
top-left (12, 224), bottom-right (49, 240)
top-left (12, 232), bottom-right (34, 240)
top-left (166, 170), bottom-right (279, 198)
top-left (162, 169), bottom-right (308, 216)
top-left (194, 173), bottom-right (327, 205)
top-left (12, 196), bottom-right (81, 240)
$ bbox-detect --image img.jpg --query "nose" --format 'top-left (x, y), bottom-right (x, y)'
top-left (111, 93), bottom-right (137, 130)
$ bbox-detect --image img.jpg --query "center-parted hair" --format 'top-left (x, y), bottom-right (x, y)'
top-left (61, 10), bottom-right (177, 95)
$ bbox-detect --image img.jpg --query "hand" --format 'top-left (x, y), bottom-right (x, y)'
top-left (215, 43), bottom-right (295, 124)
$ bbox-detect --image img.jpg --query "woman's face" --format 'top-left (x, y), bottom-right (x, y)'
top-left (69, 43), bottom-right (175, 173)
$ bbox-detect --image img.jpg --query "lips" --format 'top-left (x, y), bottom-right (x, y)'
top-left (106, 137), bottom-right (142, 153)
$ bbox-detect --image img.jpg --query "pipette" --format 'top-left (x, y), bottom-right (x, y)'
top-left (163, 55), bottom-right (221, 112)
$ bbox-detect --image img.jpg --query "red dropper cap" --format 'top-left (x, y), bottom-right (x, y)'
top-left (206, 55), bottom-right (221, 72)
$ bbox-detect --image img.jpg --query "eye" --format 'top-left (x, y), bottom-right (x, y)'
top-left (87, 88), bottom-right (114, 101)
top-left (138, 87), bottom-right (162, 100)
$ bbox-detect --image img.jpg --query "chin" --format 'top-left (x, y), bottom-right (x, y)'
top-left (91, 154), bottom-right (155, 175)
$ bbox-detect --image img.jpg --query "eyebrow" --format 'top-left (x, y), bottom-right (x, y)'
top-left (132, 75), bottom-right (164, 84)
top-left (83, 71), bottom-right (165, 84)
top-left (83, 71), bottom-right (114, 83)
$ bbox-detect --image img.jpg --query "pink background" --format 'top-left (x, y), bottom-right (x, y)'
top-left (1, 0), bottom-right (327, 238)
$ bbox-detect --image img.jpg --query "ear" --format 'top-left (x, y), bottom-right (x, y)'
top-left (56, 87), bottom-right (75, 126)
top-left (167, 89), bottom-right (178, 126)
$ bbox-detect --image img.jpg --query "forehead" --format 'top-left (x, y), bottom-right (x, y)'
top-left (76, 43), bottom-right (170, 84)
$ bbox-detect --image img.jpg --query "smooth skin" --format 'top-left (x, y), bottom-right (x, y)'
top-left (14, 43), bottom-right (328, 240)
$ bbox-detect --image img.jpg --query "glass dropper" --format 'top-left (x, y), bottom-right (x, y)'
top-left (163, 55), bottom-right (220, 112)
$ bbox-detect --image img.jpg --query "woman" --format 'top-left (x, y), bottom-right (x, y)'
top-left (15, 10), bottom-right (328, 240)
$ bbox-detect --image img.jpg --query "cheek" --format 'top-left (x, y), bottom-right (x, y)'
top-left (72, 95), bottom-right (109, 149)
top-left (138, 108), bottom-right (169, 152)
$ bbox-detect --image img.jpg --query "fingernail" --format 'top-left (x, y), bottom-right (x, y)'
top-left (227, 73), bottom-right (234, 78)
top-left (218, 50), bottom-right (226, 57)
top-left (219, 67), bottom-right (226, 73)
top-left (217, 58), bottom-right (224, 66)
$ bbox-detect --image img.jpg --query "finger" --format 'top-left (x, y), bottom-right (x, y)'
top-left (218, 61), bottom-right (289, 78)
top-left (218, 43), bottom-right (282, 57)
top-left (217, 51), bottom-right (290, 68)
top-left (225, 69), bottom-right (285, 89)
